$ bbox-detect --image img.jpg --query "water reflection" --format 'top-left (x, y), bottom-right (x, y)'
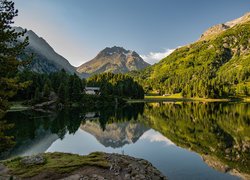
top-left (142, 102), bottom-right (250, 177)
top-left (1, 102), bottom-right (249, 179)
top-left (81, 121), bottom-right (148, 148)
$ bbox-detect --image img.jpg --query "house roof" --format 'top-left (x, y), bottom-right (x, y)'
top-left (85, 87), bottom-right (100, 90)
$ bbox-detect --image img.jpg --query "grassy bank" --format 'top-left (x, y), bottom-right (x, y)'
top-left (127, 94), bottom-right (250, 103)
top-left (2, 152), bottom-right (109, 178)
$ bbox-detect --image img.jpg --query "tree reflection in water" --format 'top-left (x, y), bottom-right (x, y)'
top-left (1, 102), bottom-right (249, 176)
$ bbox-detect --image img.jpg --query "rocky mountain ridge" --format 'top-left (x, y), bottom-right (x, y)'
top-left (77, 46), bottom-right (150, 76)
top-left (14, 27), bottom-right (78, 75)
top-left (200, 12), bottom-right (250, 39)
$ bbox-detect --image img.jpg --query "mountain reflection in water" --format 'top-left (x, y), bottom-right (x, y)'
top-left (1, 102), bottom-right (249, 180)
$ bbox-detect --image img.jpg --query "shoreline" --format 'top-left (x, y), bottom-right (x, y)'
top-left (127, 96), bottom-right (250, 103)
top-left (8, 96), bottom-right (250, 112)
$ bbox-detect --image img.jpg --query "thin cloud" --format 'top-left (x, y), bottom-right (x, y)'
top-left (140, 48), bottom-right (175, 65)
top-left (140, 129), bottom-right (175, 146)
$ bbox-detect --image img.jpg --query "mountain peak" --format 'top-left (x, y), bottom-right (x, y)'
top-left (77, 46), bottom-right (150, 76)
top-left (104, 46), bottom-right (127, 52)
top-left (98, 46), bottom-right (135, 57)
top-left (200, 12), bottom-right (250, 39)
top-left (14, 26), bottom-right (77, 75)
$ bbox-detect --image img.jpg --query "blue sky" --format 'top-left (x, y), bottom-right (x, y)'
top-left (13, 0), bottom-right (250, 66)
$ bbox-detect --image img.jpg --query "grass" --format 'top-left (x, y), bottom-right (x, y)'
top-left (146, 93), bottom-right (183, 99)
top-left (3, 152), bottom-right (109, 178)
top-left (244, 97), bottom-right (250, 102)
top-left (234, 95), bottom-right (250, 102)
top-left (126, 93), bottom-right (246, 103)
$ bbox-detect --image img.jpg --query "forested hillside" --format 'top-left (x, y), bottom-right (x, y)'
top-left (87, 73), bottom-right (144, 99)
top-left (133, 13), bottom-right (250, 98)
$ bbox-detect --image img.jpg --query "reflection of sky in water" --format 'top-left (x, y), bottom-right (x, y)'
top-left (140, 130), bottom-right (175, 146)
top-left (46, 128), bottom-right (239, 180)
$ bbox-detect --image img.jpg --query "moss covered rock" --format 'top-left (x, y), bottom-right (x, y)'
top-left (0, 152), bottom-right (167, 180)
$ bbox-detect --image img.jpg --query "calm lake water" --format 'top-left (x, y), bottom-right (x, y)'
top-left (1, 102), bottom-right (250, 180)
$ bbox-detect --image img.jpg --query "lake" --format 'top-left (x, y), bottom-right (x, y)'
top-left (1, 102), bottom-right (250, 180)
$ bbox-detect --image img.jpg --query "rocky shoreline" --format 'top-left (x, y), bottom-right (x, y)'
top-left (0, 152), bottom-right (167, 180)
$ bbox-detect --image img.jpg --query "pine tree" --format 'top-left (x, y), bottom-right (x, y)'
top-left (34, 87), bottom-right (40, 102)
top-left (0, 120), bottom-right (14, 151)
top-left (0, 0), bottom-right (29, 152)
top-left (72, 74), bottom-right (82, 101)
top-left (58, 83), bottom-right (67, 103)
top-left (43, 82), bottom-right (50, 98)
top-left (0, 0), bottom-right (29, 115)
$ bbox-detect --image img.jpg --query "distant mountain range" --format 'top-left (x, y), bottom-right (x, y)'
top-left (76, 46), bottom-right (150, 76)
top-left (15, 11), bottom-right (250, 89)
top-left (15, 27), bottom-right (149, 78)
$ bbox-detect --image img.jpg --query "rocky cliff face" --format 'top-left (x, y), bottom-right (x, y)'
top-left (80, 121), bottom-right (149, 148)
top-left (15, 27), bottom-right (77, 75)
top-left (77, 46), bottom-right (150, 76)
top-left (200, 12), bottom-right (250, 39)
